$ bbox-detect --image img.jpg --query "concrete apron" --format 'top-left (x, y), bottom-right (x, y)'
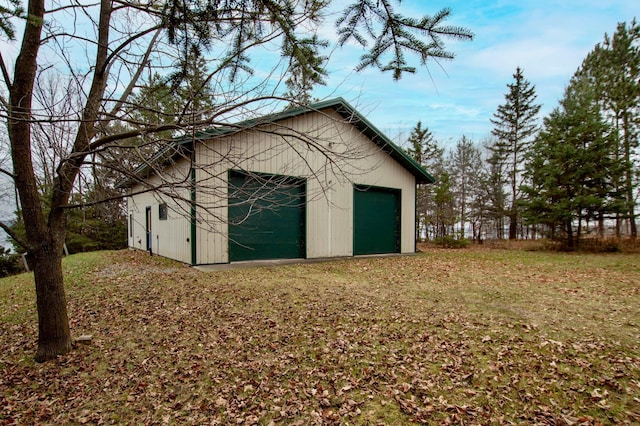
top-left (194, 252), bottom-right (415, 272)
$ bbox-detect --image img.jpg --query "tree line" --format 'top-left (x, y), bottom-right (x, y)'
top-left (407, 20), bottom-right (639, 249)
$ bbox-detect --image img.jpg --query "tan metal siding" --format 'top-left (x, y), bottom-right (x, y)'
top-left (127, 192), bottom-right (144, 251)
top-left (193, 108), bottom-right (416, 263)
top-left (318, 110), bottom-right (416, 255)
top-left (194, 142), bottom-right (230, 264)
top-left (127, 159), bottom-right (192, 264)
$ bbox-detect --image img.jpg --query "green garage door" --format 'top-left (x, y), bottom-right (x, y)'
top-left (228, 171), bottom-right (306, 261)
top-left (353, 185), bottom-right (401, 255)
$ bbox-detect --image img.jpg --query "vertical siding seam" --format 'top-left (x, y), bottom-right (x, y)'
top-left (190, 148), bottom-right (197, 265)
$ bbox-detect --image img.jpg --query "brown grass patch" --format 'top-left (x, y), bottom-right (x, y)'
top-left (1, 248), bottom-right (639, 424)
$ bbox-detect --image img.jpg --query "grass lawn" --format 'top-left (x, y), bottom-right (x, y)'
top-left (0, 247), bottom-right (639, 425)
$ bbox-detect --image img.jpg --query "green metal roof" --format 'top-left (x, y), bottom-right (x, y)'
top-left (121, 97), bottom-right (435, 187)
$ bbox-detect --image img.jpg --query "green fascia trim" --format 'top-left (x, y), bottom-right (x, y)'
top-left (414, 186), bottom-right (418, 252)
top-left (121, 98), bottom-right (435, 188)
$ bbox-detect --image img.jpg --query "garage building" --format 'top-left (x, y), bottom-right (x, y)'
top-left (125, 98), bottom-right (434, 265)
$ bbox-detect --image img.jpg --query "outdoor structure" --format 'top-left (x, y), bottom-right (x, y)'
top-left (125, 98), bottom-right (434, 265)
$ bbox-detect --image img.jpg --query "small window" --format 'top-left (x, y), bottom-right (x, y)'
top-left (129, 214), bottom-right (133, 237)
top-left (159, 203), bottom-right (168, 220)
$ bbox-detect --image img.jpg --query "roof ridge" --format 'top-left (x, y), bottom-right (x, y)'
top-left (118, 97), bottom-right (434, 187)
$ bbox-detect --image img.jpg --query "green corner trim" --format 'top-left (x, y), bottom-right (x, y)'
top-left (190, 165), bottom-right (197, 265)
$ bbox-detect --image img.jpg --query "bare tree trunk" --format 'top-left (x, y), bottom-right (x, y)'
top-left (32, 237), bottom-right (71, 362)
top-left (508, 211), bottom-right (517, 240)
top-left (614, 117), bottom-right (622, 239)
top-left (566, 220), bottom-right (574, 250)
top-left (597, 212), bottom-right (604, 238)
top-left (622, 113), bottom-right (637, 239)
top-left (577, 214), bottom-right (582, 249)
top-left (625, 172), bottom-right (637, 239)
top-left (6, 0), bottom-right (71, 361)
top-left (7, 0), bottom-right (113, 361)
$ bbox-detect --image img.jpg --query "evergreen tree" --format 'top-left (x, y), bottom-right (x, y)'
top-left (433, 171), bottom-right (455, 238)
top-left (405, 121), bottom-right (443, 240)
top-left (138, 50), bottom-right (217, 132)
top-left (129, 73), bottom-right (182, 141)
top-left (110, 59), bottom-right (217, 186)
top-left (174, 50), bottom-right (217, 123)
top-left (521, 74), bottom-right (618, 249)
top-left (0, 0), bottom-right (23, 40)
top-left (468, 159), bottom-right (493, 242)
top-left (580, 20), bottom-right (640, 238)
top-left (337, 3), bottom-right (473, 81)
top-left (406, 121), bottom-right (441, 166)
top-left (489, 67), bottom-right (541, 239)
top-left (282, 35), bottom-right (329, 106)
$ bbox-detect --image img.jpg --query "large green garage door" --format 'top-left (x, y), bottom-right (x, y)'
top-left (228, 171), bottom-right (306, 261)
top-left (353, 185), bottom-right (401, 255)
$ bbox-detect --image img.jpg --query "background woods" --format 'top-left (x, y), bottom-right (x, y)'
top-left (408, 20), bottom-right (639, 249)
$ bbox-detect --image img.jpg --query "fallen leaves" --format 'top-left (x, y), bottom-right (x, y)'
top-left (0, 248), bottom-right (639, 424)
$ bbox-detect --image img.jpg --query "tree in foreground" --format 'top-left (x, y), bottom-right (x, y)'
top-left (489, 67), bottom-right (541, 240)
top-left (0, 1), bottom-right (472, 361)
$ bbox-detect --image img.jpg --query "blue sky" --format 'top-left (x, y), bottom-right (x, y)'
top-left (2, 0), bottom-right (635, 152)
top-left (312, 0), bottom-right (639, 150)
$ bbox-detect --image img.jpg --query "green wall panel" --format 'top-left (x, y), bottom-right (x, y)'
top-left (228, 171), bottom-right (306, 261)
top-left (353, 186), bottom-right (400, 255)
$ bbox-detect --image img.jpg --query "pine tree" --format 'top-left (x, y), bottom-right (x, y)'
top-left (0, 0), bottom-right (23, 40)
top-left (163, 50), bottom-right (217, 125)
top-left (405, 121), bottom-right (443, 240)
top-left (489, 67), bottom-right (541, 239)
top-left (337, 4), bottom-right (473, 80)
top-left (483, 140), bottom-right (508, 239)
top-left (433, 171), bottom-right (455, 238)
top-left (580, 20), bottom-right (640, 238)
top-left (468, 157), bottom-right (493, 242)
top-left (521, 73), bottom-right (618, 249)
top-left (129, 73), bottom-right (182, 141)
top-left (282, 35), bottom-right (329, 106)
top-left (406, 121), bottom-right (441, 165)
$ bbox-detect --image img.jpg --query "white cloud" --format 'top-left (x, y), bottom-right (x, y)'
top-left (312, 0), bottom-right (638, 145)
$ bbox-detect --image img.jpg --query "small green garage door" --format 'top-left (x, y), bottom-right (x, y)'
top-left (228, 171), bottom-right (306, 261)
top-left (353, 185), bottom-right (401, 255)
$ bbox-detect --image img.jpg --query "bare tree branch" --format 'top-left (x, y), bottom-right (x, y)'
top-left (0, 167), bottom-right (15, 179)
top-left (107, 28), bottom-right (162, 120)
top-left (0, 51), bottom-right (12, 91)
top-left (0, 221), bottom-right (27, 250)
